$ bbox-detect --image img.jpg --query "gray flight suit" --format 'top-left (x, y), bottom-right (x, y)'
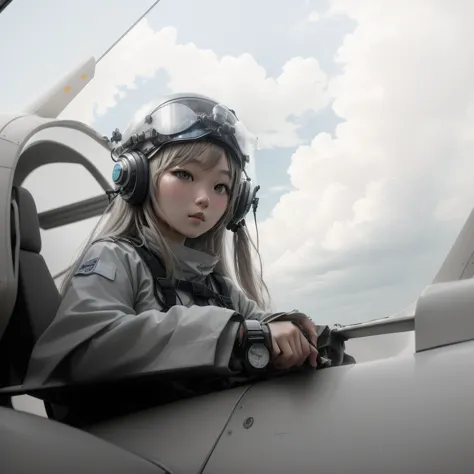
top-left (25, 227), bottom-right (278, 387)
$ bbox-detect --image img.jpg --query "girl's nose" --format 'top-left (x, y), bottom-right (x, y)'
top-left (195, 193), bottom-right (210, 208)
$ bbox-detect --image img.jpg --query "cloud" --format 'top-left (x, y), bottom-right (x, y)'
top-left (307, 11), bottom-right (321, 23)
top-left (256, 0), bottom-right (474, 326)
top-left (61, 19), bottom-right (331, 149)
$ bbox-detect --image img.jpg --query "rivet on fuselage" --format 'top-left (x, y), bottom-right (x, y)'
top-left (243, 417), bottom-right (254, 429)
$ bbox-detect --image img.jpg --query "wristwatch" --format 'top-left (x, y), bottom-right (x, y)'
top-left (239, 319), bottom-right (272, 373)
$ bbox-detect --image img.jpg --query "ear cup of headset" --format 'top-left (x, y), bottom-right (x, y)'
top-left (112, 151), bottom-right (150, 205)
top-left (227, 179), bottom-right (254, 231)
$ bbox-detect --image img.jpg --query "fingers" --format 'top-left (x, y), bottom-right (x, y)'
top-left (300, 318), bottom-right (318, 346)
top-left (271, 322), bottom-right (312, 369)
top-left (301, 320), bottom-right (319, 368)
top-left (292, 329), bottom-right (303, 366)
top-left (273, 338), bottom-right (294, 370)
top-left (268, 318), bottom-right (319, 370)
top-left (288, 328), bottom-right (307, 367)
top-left (299, 331), bottom-right (312, 366)
top-left (271, 336), bottom-right (281, 359)
top-left (308, 343), bottom-right (319, 368)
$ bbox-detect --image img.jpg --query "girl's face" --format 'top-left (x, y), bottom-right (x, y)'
top-left (155, 149), bottom-right (232, 243)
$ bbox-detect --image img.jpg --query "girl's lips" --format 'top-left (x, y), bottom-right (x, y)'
top-left (188, 212), bottom-right (205, 221)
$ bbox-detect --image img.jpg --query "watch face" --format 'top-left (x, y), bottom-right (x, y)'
top-left (247, 343), bottom-right (270, 369)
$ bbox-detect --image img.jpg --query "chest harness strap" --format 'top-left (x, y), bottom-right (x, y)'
top-left (132, 245), bottom-right (235, 312)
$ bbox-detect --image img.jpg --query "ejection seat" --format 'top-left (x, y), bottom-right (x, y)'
top-left (0, 186), bottom-right (61, 413)
top-left (0, 193), bottom-right (167, 474)
top-left (0, 185), bottom-right (195, 425)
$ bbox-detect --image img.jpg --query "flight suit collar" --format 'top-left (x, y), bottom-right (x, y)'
top-left (141, 226), bottom-right (220, 281)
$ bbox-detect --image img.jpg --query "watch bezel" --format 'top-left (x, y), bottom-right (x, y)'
top-left (247, 342), bottom-right (271, 369)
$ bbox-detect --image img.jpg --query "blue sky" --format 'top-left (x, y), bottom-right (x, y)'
top-left (2, 0), bottom-right (474, 332)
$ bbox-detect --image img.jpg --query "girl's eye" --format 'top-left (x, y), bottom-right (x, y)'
top-left (172, 170), bottom-right (193, 181)
top-left (215, 184), bottom-right (230, 195)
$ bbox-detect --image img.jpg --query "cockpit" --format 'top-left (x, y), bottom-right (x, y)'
top-left (0, 114), bottom-right (115, 417)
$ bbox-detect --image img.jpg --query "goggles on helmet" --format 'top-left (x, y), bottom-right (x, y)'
top-left (111, 94), bottom-right (257, 175)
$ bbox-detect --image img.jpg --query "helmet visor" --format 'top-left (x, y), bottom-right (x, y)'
top-left (119, 95), bottom-right (257, 174)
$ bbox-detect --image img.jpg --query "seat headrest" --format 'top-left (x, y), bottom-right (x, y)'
top-left (14, 187), bottom-right (41, 253)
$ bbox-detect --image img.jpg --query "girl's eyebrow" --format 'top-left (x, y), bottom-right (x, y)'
top-left (218, 168), bottom-right (231, 178)
top-left (186, 158), bottom-right (231, 178)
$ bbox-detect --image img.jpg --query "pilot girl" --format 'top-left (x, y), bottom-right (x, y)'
top-left (25, 93), bottom-right (318, 400)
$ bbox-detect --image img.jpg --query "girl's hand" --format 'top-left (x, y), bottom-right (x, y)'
top-left (268, 319), bottom-right (318, 369)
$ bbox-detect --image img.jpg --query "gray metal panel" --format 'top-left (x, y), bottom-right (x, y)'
top-left (86, 384), bottom-right (251, 474)
top-left (38, 193), bottom-right (109, 230)
top-left (333, 314), bottom-right (414, 339)
top-left (23, 57), bottom-right (95, 119)
top-left (0, 134), bottom-right (19, 168)
top-left (345, 331), bottom-right (414, 363)
top-left (14, 139), bottom-right (110, 190)
top-left (0, 114), bottom-right (53, 147)
top-left (432, 206), bottom-right (474, 283)
top-left (203, 341), bottom-right (474, 474)
top-left (1, 115), bottom-right (111, 166)
top-left (0, 114), bottom-right (25, 136)
top-left (0, 114), bottom-right (111, 342)
top-left (460, 254), bottom-right (474, 279)
top-left (415, 278), bottom-right (474, 351)
top-left (0, 139), bottom-right (18, 341)
top-left (1, 407), bottom-right (167, 474)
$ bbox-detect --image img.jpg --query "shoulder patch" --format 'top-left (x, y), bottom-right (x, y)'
top-left (76, 258), bottom-right (99, 275)
top-left (75, 258), bottom-right (116, 281)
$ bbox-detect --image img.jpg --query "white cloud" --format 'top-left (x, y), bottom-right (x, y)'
top-left (256, 0), bottom-right (474, 325)
top-left (61, 20), bottom-right (331, 149)
top-left (307, 11), bottom-right (321, 23)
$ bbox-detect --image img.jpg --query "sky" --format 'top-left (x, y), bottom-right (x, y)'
top-left (2, 0), bottom-right (474, 333)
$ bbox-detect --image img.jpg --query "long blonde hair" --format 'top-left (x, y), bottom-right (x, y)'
top-left (61, 140), bottom-right (269, 309)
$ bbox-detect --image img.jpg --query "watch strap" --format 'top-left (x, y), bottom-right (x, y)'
top-left (243, 319), bottom-right (273, 354)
